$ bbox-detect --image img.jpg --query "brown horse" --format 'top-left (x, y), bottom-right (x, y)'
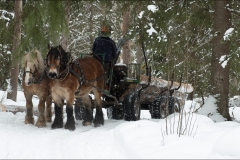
top-left (46, 45), bottom-right (105, 131)
top-left (22, 49), bottom-right (52, 127)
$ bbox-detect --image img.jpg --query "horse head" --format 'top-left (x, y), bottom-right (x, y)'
top-left (23, 49), bottom-right (44, 86)
top-left (24, 61), bottom-right (38, 86)
top-left (46, 45), bottom-right (71, 79)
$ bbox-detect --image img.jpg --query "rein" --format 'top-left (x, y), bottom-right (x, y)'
top-left (59, 47), bottom-right (70, 81)
top-left (69, 61), bottom-right (105, 94)
top-left (24, 64), bottom-right (46, 85)
top-left (46, 46), bottom-right (72, 81)
top-left (47, 47), bottom-right (105, 95)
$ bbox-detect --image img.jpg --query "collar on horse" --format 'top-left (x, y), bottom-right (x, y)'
top-left (33, 70), bottom-right (47, 84)
top-left (24, 65), bottom-right (46, 85)
top-left (58, 47), bottom-right (72, 81)
top-left (69, 60), bottom-right (105, 95)
top-left (47, 46), bottom-right (72, 81)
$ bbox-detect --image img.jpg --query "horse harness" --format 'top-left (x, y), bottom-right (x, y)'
top-left (24, 65), bottom-right (47, 85)
top-left (68, 60), bottom-right (117, 102)
top-left (69, 60), bottom-right (104, 95)
top-left (47, 46), bottom-right (105, 95)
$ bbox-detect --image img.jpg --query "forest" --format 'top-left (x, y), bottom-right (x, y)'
top-left (0, 0), bottom-right (239, 119)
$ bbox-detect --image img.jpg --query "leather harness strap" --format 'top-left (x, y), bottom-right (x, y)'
top-left (69, 61), bottom-right (105, 95)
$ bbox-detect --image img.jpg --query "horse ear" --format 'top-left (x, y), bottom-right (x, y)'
top-left (48, 44), bottom-right (51, 50)
top-left (58, 45), bottom-right (63, 50)
top-left (33, 49), bottom-right (37, 55)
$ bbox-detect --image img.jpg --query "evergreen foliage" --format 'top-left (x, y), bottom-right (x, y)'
top-left (1, 0), bottom-right (240, 99)
top-left (0, 0), bottom-right (14, 89)
top-left (20, 1), bottom-right (68, 56)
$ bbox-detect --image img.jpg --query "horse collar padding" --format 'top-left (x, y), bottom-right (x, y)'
top-left (58, 67), bottom-right (69, 81)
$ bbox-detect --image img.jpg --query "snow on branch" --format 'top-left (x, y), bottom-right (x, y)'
top-left (227, 7), bottom-right (240, 17)
top-left (140, 75), bottom-right (194, 93)
top-left (0, 10), bottom-right (14, 21)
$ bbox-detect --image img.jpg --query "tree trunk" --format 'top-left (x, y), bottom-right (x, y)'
top-left (7, 0), bottom-right (22, 101)
top-left (122, 3), bottom-right (131, 64)
top-left (211, 0), bottom-right (231, 120)
top-left (89, 4), bottom-right (94, 52)
top-left (136, 44), bottom-right (142, 62)
top-left (60, 1), bottom-right (70, 51)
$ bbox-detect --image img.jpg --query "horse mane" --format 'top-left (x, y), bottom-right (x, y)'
top-left (58, 45), bottom-right (72, 65)
top-left (22, 49), bottom-right (45, 74)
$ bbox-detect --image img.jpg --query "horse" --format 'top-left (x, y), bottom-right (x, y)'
top-left (45, 45), bottom-right (105, 131)
top-left (22, 49), bottom-right (52, 127)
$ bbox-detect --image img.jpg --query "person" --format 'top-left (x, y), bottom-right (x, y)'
top-left (92, 23), bottom-right (117, 86)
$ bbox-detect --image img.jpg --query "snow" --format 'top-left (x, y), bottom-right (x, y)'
top-left (224, 27), bottom-right (234, 41)
top-left (147, 5), bottom-right (158, 13)
top-left (219, 55), bottom-right (230, 68)
top-left (138, 11), bottom-right (144, 19)
top-left (0, 90), bottom-right (240, 159)
top-left (198, 95), bottom-right (226, 122)
top-left (147, 23), bottom-right (157, 36)
top-left (0, 9), bottom-right (14, 21)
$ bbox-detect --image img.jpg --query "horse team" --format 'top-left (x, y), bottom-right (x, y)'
top-left (22, 45), bottom-right (105, 131)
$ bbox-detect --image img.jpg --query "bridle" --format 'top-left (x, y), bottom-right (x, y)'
top-left (46, 46), bottom-right (72, 80)
top-left (24, 63), bottom-right (45, 84)
top-left (45, 47), bottom-right (62, 69)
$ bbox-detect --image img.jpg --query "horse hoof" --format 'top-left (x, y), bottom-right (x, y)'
top-left (64, 124), bottom-right (76, 131)
top-left (51, 122), bottom-right (63, 129)
top-left (36, 121), bottom-right (47, 128)
top-left (46, 116), bottom-right (52, 123)
top-left (94, 123), bottom-right (103, 127)
top-left (93, 119), bottom-right (104, 126)
top-left (46, 118), bottom-right (52, 123)
top-left (82, 121), bottom-right (92, 126)
top-left (25, 118), bottom-right (34, 125)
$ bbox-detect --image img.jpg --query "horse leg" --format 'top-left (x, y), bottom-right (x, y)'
top-left (35, 96), bottom-right (47, 127)
top-left (82, 95), bottom-right (93, 126)
top-left (93, 90), bottom-right (104, 127)
top-left (51, 100), bottom-right (64, 129)
top-left (45, 95), bottom-right (52, 122)
top-left (24, 94), bottom-right (34, 125)
top-left (65, 98), bottom-right (75, 131)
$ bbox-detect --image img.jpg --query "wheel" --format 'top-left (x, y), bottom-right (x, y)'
top-left (168, 97), bottom-right (181, 114)
top-left (150, 96), bottom-right (181, 119)
top-left (123, 93), bottom-right (141, 121)
top-left (107, 106), bottom-right (124, 120)
top-left (150, 96), bottom-right (161, 119)
top-left (74, 97), bottom-right (86, 120)
top-left (75, 106), bottom-right (86, 120)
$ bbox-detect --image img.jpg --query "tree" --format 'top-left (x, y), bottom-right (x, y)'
top-left (210, 0), bottom-right (231, 120)
top-left (7, 0), bottom-right (22, 101)
top-left (122, 2), bottom-right (131, 64)
top-left (60, 1), bottom-right (71, 51)
top-left (0, 1), bottom-right (14, 90)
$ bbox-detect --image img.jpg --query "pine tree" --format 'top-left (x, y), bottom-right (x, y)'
top-left (7, 0), bottom-right (22, 101)
top-left (211, 0), bottom-right (231, 120)
top-left (0, 1), bottom-right (14, 90)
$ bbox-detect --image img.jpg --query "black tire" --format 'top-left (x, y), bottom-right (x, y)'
top-left (75, 106), bottom-right (86, 121)
top-left (75, 95), bottom-right (94, 120)
top-left (150, 96), bottom-right (162, 119)
top-left (123, 93), bottom-right (141, 121)
top-left (107, 106), bottom-right (124, 120)
top-left (150, 96), bottom-right (181, 119)
top-left (168, 97), bottom-right (181, 114)
top-left (74, 98), bottom-right (86, 120)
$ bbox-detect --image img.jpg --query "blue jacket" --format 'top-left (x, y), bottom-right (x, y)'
top-left (92, 37), bottom-right (117, 63)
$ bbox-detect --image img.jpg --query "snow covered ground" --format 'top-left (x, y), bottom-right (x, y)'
top-left (0, 90), bottom-right (240, 159)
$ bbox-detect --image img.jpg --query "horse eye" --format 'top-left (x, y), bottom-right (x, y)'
top-left (55, 56), bottom-right (60, 61)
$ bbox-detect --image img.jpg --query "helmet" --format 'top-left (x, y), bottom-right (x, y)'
top-left (101, 25), bottom-right (112, 33)
top-left (99, 20), bottom-right (112, 37)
